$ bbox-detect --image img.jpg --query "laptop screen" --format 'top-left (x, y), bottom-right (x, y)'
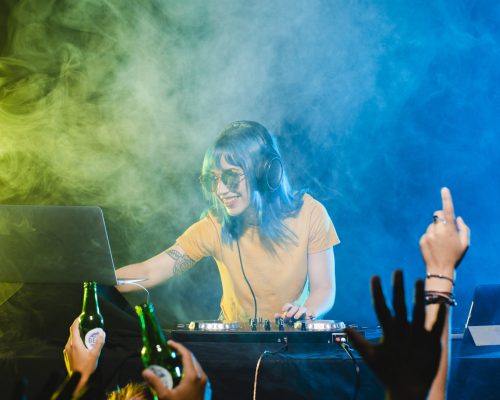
top-left (0, 204), bottom-right (118, 285)
top-left (461, 284), bottom-right (500, 358)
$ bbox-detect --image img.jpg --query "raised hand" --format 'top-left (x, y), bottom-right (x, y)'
top-left (345, 271), bottom-right (446, 400)
top-left (420, 187), bottom-right (470, 277)
top-left (420, 188), bottom-right (469, 400)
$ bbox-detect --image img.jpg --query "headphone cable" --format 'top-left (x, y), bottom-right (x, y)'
top-left (236, 239), bottom-right (258, 321)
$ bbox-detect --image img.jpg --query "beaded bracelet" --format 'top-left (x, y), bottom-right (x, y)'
top-left (426, 272), bottom-right (454, 286)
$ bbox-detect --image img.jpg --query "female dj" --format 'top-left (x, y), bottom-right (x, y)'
top-left (116, 121), bottom-right (339, 322)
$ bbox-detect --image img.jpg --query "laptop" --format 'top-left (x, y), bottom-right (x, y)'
top-left (460, 284), bottom-right (500, 358)
top-left (0, 204), bottom-right (145, 286)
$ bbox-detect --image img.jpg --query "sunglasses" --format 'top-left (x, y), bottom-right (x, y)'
top-left (199, 170), bottom-right (245, 192)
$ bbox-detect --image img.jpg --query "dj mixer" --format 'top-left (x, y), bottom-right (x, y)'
top-left (170, 319), bottom-right (352, 344)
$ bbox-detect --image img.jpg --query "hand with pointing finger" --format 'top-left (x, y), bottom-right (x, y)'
top-left (420, 187), bottom-right (470, 280)
top-left (419, 187), bottom-right (470, 400)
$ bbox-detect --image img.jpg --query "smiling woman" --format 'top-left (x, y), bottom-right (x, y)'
top-left (209, 159), bottom-right (249, 217)
top-left (199, 164), bottom-right (248, 217)
top-left (116, 121), bottom-right (340, 323)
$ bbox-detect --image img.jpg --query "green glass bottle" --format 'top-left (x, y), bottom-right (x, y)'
top-left (135, 303), bottom-right (183, 389)
top-left (78, 281), bottom-right (105, 349)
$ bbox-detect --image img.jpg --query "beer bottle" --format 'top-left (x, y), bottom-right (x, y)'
top-left (135, 303), bottom-right (183, 389)
top-left (79, 281), bottom-right (105, 349)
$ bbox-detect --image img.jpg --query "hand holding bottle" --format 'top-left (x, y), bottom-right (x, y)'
top-left (142, 340), bottom-right (210, 400)
top-left (63, 317), bottom-right (105, 394)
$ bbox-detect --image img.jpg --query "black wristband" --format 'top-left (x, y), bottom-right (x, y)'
top-left (424, 292), bottom-right (457, 307)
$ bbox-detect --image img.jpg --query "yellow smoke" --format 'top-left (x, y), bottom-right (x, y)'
top-left (0, 0), bottom-right (212, 264)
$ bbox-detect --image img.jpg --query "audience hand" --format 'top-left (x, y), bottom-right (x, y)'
top-left (63, 317), bottom-right (105, 394)
top-left (420, 187), bottom-right (470, 278)
top-left (419, 187), bottom-right (469, 400)
top-left (142, 340), bottom-right (210, 400)
top-left (345, 270), bottom-right (446, 400)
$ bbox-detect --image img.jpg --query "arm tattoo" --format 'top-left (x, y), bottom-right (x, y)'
top-left (165, 247), bottom-right (195, 276)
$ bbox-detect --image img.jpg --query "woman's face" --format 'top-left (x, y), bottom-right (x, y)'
top-left (214, 155), bottom-right (251, 217)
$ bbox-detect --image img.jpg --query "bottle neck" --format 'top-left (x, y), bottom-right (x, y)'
top-left (82, 282), bottom-right (100, 314)
top-left (136, 303), bottom-right (167, 345)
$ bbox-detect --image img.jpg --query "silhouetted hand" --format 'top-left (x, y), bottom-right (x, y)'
top-left (345, 270), bottom-right (446, 400)
top-left (142, 340), bottom-right (210, 400)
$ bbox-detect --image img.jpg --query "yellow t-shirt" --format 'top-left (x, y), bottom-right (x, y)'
top-left (176, 194), bottom-right (340, 322)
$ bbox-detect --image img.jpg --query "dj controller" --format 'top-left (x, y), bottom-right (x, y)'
top-left (170, 319), bottom-right (355, 344)
top-left (168, 320), bottom-right (384, 399)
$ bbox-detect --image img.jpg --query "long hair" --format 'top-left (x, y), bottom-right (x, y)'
top-left (201, 121), bottom-right (304, 249)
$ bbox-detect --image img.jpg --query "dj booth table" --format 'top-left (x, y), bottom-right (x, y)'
top-left (3, 335), bottom-right (497, 400)
top-left (173, 340), bottom-right (384, 400)
top-left (168, 322), bottom-right (385, 399)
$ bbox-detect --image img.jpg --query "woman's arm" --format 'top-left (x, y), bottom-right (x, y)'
top-left (281, 247), bottom-right (336, 320)
top-left (304, 247), bottom-right (336, 318)
top-left (115, 244), bottom-right (196, 293)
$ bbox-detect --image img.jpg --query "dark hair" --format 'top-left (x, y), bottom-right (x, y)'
top-left (201, 121), bottom-right (304, 249)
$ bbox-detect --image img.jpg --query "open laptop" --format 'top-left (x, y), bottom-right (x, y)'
top-left (0, 204), bottom-right (145, 286)
top-left (460, 284), bottom-right (500, 358)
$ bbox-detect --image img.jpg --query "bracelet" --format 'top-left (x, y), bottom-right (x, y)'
top-left (426, 272), bottom-right (454, 286)
top-left (424, 291), bottom-right (457, 307)
top-left (424, 290), bottom-right (455, 298)
top-left (424, 290), bottom-right (454, 298)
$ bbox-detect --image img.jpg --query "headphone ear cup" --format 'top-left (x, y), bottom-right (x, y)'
top-left (259, 156), bottom-right (283, 192)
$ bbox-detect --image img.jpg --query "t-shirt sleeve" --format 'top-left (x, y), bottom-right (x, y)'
top-left (175, 215), bottom-right (219, 262)
top-left (307, 198), bottom-right (340, 253)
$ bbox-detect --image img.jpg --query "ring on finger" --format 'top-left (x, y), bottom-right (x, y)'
top-left (433, 215), bottom-right (446, 224)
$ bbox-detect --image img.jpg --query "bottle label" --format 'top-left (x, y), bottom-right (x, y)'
top-left (84, 328), bottom-right (104, 349)
top-left (148, 365), bottom-right (173, 389)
